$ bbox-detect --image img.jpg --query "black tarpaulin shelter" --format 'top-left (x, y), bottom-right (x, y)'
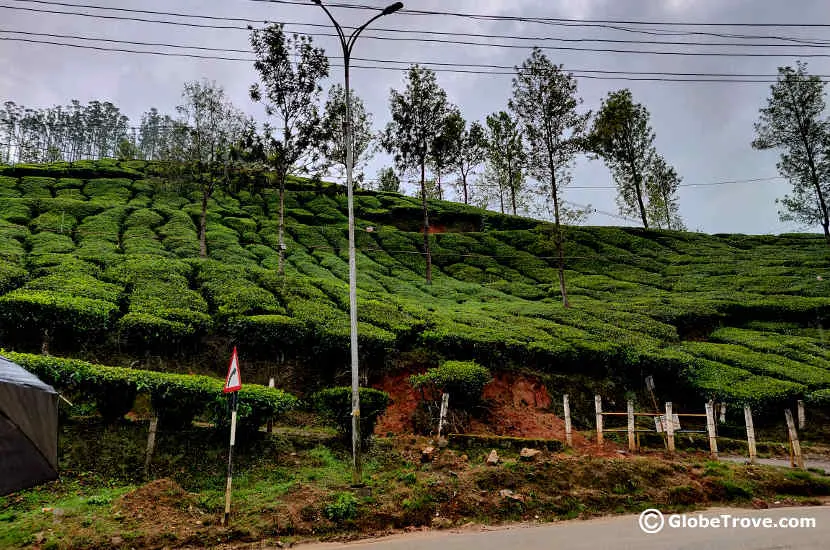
top-left (0, 355), bottom-right (58, 495)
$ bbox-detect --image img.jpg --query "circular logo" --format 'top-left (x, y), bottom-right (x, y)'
top-left (639, 508), bottom-right (665, 534)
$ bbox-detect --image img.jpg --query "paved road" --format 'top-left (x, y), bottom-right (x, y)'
top-left (721, 455), bottom-right (830, 472)
top-left (302, 506), bottom-right (829, 550)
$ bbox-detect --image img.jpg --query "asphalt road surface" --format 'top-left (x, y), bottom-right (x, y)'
top-left (303, 506), bottom-right (829, 550)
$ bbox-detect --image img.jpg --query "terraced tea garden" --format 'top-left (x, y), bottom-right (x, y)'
top-left (1, 160), bottom-right (830, 418)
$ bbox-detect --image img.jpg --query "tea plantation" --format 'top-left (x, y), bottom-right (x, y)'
top-left (1, 160), bottom-right (829, 416)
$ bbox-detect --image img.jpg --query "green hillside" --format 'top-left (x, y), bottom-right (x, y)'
top-left (1, 159), bottom-right (829, 415)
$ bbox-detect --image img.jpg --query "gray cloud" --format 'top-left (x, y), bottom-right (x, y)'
top-left (2, 0), bottom-right (829, 234)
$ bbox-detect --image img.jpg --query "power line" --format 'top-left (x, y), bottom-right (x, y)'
top-left (0, 36), bottom-right (824, 83)
top-left (6, 4), bottom-right (830, 58)
top-left (4, 29), bottom-right (830, 82)
top-left (9, 0), bottom-right (830, 48)
top-left (251, 0), bottom-right (830, 29)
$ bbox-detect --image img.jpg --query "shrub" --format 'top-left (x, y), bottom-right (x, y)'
top-left (0, 290), bottom-right (117, 336)
top-left (2, 351), bottom-right (297, 432)
top-left (324, 492), bottom-right (358, 523)
top-left (310, 386), bottom-right (390, 444)
top-left (410, 361), bottom-right (491, 408)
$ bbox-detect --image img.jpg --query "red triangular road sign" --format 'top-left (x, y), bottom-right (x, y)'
top-left (224, 347), bottom-right (242, 393)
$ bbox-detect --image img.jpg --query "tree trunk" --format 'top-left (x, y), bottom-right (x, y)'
top-left (460, 168), bottom-right (469, 204)
top-left (633, 172), bottom-right (649, 229)
top-left (278, 171), bottom-right (286, 276)
top-left (436, 169), bottom-right (443, 201)
top-left (41, 328), bottom-right (50, 356)
top-left (199, 187), bottom-right (208, 258)
top-left (420, 161), bottom-right (432, 284)
top-left (550, 176), bottom-right (570, 309)
top-left (511, 185), bottom-right (518, 216)
top-left (499, 186), bottom-right (505, 214)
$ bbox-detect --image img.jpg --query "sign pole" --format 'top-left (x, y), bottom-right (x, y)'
top-left (224, 391), bottom-right (238, 526)
top-left (222, 347), bottom-right (242, 527)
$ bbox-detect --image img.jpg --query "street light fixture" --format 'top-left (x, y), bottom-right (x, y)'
top-left (312, 0), bottom-right (403, 486)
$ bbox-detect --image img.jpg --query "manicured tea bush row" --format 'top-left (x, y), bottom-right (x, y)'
top-left (2, 351), bottom-right (297, 430)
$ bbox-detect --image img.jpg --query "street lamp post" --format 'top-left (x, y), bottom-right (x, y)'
top-left (312, 0), bottom-right (403, 486)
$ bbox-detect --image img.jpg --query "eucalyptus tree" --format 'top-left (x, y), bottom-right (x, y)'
top-left (249, 23), bottom-right (329, 274)
top-left (452, 119), bottom-right (486, 205)
top-left (429, 107), bottom-right (463, 200)
top-left (320, 83), bottom-right (374, 182)
top-left (485, 111), bottom-right (526, 216)
top-left (510, 48), bottom-right (590, 307)
top-left (753, 61), bottom-right (830, 243)
top-left (177, 80), bottom-right (250, 257)
top-left (380, 65), bottom-right (453, 284)
top-left (376, 166), bottom-right (400, 193)
top-left (646, 155), bottom-right (684, 230)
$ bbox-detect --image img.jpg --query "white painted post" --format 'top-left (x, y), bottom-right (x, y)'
top-left (437, 392), bottom-right (449, 439)
top-left (627, 400), bottom-right (636, 452)
top-left (797, 400), bottom-right (806, 430)
top-left (705, 401), bottom-right (718, 460)
top-left (595, 395), bottom-right (603, 445)
top-left (223, 393), bottom-right (239, 526)
top-left (785, 409), bottom-right (805, 470)
top-left (744, 405), bottom-right (757, 464)
top-left (144, 412), bottom-right (159, 479)
top-left (267, 376), bottom-right (275, 434)
top-left (563, 394), bottom-right (573, 447)
top-left (665, 402), bottom-right (675, 452)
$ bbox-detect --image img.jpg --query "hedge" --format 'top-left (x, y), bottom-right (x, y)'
top-left (309, 386), bottom-right (390, 444)
top-left (1, 351), bottom-right (298, 430)
top-left (0, 290), bottom-right (117, 335)
top-left (410, 361), bottom-right (491, 408)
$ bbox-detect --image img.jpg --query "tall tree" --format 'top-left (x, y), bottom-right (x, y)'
top-left (381, 65), bottom-right (452, 284)
top-left (376, 166), bottom-right (401, 193)
top-left (453, 120), bottom-right (486, 205)
top-left (753, 62), bottom-right (830, 243)
top-left (320, 84), bottom-right (374, 182)
top-left (429, 107), bottom-right (463, 200)
top-left (646, 155), bottom-right (684, 230)
top-left (589, 89), bottom-right (661, 229)
top-left (510, 50), bottom-right (590, 307)
top-left (485, 111), bottom-right (526, 216)
top-left (177, 80), bottom-right (249, 257)
top-left (249, 23), bottom-right (329, 274)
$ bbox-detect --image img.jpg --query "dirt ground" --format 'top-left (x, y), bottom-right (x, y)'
top-left (375, 370), bottom-right (607, 453)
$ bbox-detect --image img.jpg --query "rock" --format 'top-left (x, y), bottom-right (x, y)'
top-left (499, 489), bottom-right (525, 502)
top-left (519, 448), bottom-right (542, 461)
top-left (437, 438), bottom-right (449, 448)
top-left (459, 454), bottom-right (468, 462)
top-left (616, 450), bottom-right (628, 455)
top-left (752, 498), bottom-right (769, 509)
top-left (111, 536), bottom-right (123, 545)
top-left (431, 516), bottom-right (453, 529)
top-left (486, 450), bottom-right (499, 466)
top-left (421, 446), bottom-right (436, 462)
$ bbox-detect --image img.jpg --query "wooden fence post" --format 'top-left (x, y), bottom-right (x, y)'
top-left (665, 402), bottom-right (675, 452)
top-left (627, 400), bottom-right (636, 452)
top-left (267, 376), bottom-right (275, 434)
top-left (797, 400), bottom-right (806, 430)
top-left (705, 401), bottom-right (718, 460)
top-left (785, 409), bottom-right (805, 469)
top-left (719, 402), bottom-right (727, 424)
top-left (437, 393), bottom-right (449, 439)
top-left (595, 395), bottom-right (603, 445)
top-left (744, 405), bottom-right (757, 464)
top-left (563, 394), bottom-right (573, 447)
top-left (144, 412), bottom-right (159, 480)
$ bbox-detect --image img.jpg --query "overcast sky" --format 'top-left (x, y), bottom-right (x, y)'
top-left (2, 0), bottom-right (830, 234)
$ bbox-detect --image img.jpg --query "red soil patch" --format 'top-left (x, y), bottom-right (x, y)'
top-left (374, 371), bottom-right (420, 434)
top-left (468, 372), bottom-right (589, 449)
top-left (374, 370), bottom-right (615, 452)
